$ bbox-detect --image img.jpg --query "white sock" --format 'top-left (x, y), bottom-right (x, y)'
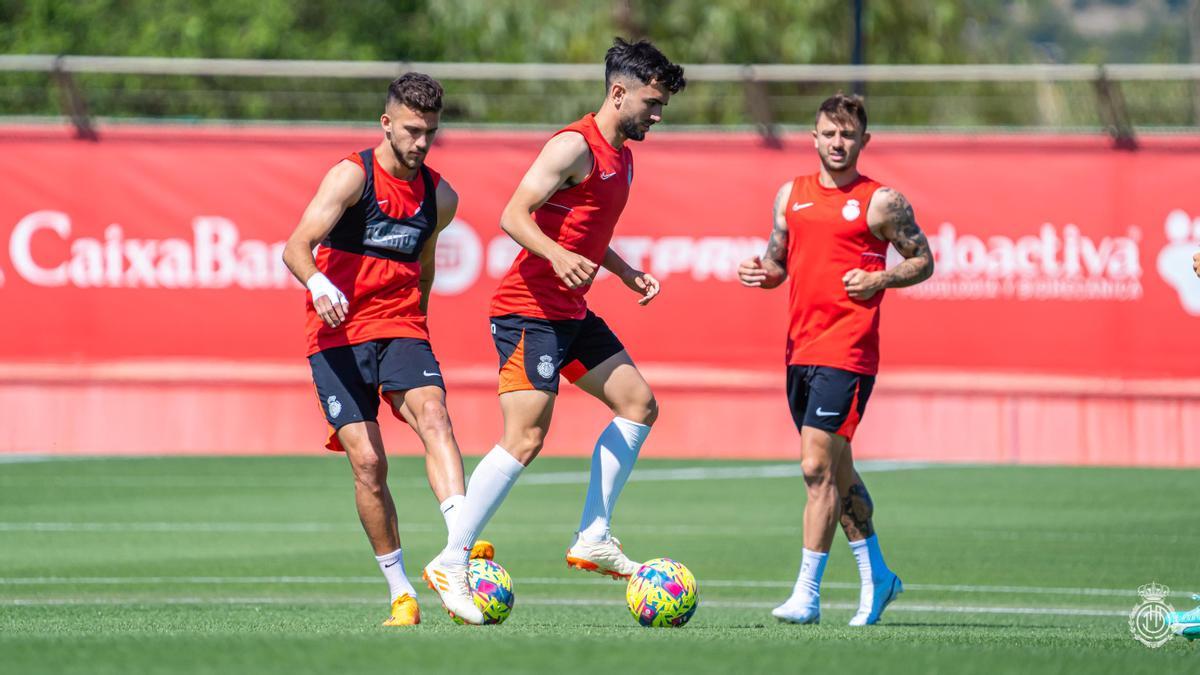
top-left (375, 548), bottom-right (416, 602)
top-left (849, 534), bottom-right (891, 585)
top-left (791, 549), bottom-right (828, 603)
top-left (578, 417), bottom-right (651, 543)
top-left (439, 494), bottom-right (464, 531)
top-left (440, 445), bottom-right (525, 565)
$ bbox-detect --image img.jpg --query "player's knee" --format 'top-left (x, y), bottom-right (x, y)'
top-left (801, 457), bottom-right (835, 487)
top-left (415, 398), bottom-right (452, 438)
top-left (503, 428), bottom-right (545, 464)
top-left (617, 389), bottom-right (658, 426)
top-left (351, 452), bottom-right (388, 492)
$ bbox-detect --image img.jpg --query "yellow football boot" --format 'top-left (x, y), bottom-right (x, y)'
top-left (470, 539), bottom-right (495, 561)
top-left (381, 593), bottom-right (421, 626)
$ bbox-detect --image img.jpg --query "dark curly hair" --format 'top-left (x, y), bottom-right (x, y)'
top-left (387, 72), bottom-right (443, 113)
top-left (816, 92), bottom-right (867, 132)
top-left (604, 38), bottom-right (686, 94)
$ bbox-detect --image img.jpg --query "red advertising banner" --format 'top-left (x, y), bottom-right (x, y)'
top-left (2, 124), bottom-right (1198, 465)
top-left (3, 125), bottom-right (1198, 379)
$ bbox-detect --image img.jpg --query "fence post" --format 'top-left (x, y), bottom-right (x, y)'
top-left (1093, 65), bottom-right (1136, 150)
top-left (742, 72), bottom-right (781, 148)
top-left (51, 56), bottom-right (98, 141)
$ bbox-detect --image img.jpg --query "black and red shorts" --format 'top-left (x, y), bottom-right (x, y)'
top-left (785, 365), bottom-right (875, 441)
top-left (490, 311), bottom-right (625, 394)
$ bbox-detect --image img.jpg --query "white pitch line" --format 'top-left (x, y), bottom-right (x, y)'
top-left (0, 522), bottom-right (799, 536)
top-left (0, 575), bottom-right (1182, 600)
top-left (0, 595), bottom-right (1127, 618)
top-left (0, 460), bottom-right (930, 489)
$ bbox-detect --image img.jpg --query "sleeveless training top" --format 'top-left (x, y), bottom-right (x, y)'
top-left (304, 149), bottom-right (441, 355)
top-left (784, 173), bottom-right (888, 375)
top-left (490, 113), bottom-right (632, 320)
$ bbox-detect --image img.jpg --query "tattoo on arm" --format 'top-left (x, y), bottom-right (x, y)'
top-left (758, 184), bottom-right (790, 288)
top-left (879, 189), bottom-right (934, 288)
top-left (839, 480), bottom-right (875, 540)
top-left (764, 187), bottom-right (789, 266)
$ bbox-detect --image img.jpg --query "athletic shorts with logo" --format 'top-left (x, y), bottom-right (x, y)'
top-left (786, 365), bottom-right (876, 441)
top-left (491, 311), bottom-right (625, 394)
top-left (309, 337), bottom-right (445, 429)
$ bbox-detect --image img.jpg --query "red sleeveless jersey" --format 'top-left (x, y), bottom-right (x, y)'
top-left (304, 149), bottom-right (442, 356)
top-left (784, 173), bottom-right (888, 375)
top-left (490, 113), bottom-right (632, 320)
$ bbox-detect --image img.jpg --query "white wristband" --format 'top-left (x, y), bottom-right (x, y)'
top-left (306, 272), bottom-right (346, 306)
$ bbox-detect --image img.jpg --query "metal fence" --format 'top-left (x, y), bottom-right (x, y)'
top-left (3, 55), bottom-right (1200, 147)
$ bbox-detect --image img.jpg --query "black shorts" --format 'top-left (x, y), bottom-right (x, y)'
top-left (786, 365), bottom-right (875, 441)
top-left (490, 311), bottom-right (625, 394)
top-left (308, 338), bottom-right (444, 429)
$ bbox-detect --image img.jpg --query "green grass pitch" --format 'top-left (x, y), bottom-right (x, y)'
top-left (1, 455), bottom-right (1197, 674)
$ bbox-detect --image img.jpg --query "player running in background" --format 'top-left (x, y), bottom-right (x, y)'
top-left (738, 93), bottom-right (934, 626)
top-left (421, 38), bottom-right (686, 625)
top-left (282, 73), bottom-right (487, 627)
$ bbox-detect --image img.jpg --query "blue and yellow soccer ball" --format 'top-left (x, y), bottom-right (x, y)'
top-left (462, 558), bottom-right (514, 625)
top-left (626, 558), bottom-right (698, 627)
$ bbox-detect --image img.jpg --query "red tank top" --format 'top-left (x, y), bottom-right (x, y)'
top-left (785, 173), bottom-right (888, 375)
top-left (304, 149), bottom-right (442, 356)
top-left (490, 113), bottom-right (632, 320)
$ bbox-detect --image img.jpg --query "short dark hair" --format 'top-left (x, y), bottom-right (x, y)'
top-left (604, 37), bottom-right (686, 94)
top-left (816, 92), bottom-right (867, 132)
top-left (387, 72), bottom-right (443, 113)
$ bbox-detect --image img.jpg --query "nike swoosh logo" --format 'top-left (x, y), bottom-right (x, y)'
top-left (423, 370), bottom-right (440, 377)
top-left (384, 561), bottom-right (398, 568)
top-left (792, 202), bottom-right (814, 211)
top-left (600, 170), bottom-right (617, 180)
top-left (815, 407), bottom-right (840, 417)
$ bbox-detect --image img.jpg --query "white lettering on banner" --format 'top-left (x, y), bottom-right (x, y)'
top-left (898, 223), bottom-right (1144, 301)
top-left (11, 210), bottom-right (71, 286)
top-left (1156, 209), bottom-right (1200, 316)
top-left (5, 211), bottom-right (766, 292)
top-left (483, 234), bottom-right (766, 282)
top-left (7, 211), bottom-right (295, 289)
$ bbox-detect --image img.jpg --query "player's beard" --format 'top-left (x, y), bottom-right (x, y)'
top-left (389, 137), bottom-right (424, 170)
top-left (619, 115), bottom-right (647, 142)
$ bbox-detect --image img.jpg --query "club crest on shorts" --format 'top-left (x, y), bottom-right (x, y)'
top-left (327, 395), bottom-right (342, 419)
top-left (536, 355), bottom-right (555, 379)
top-left (842, 199), bottom-right (861, 221)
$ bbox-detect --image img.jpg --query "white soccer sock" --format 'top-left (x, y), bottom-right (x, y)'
top-left (578, 417), bottom-right (651, 543)
top-left (791, 549), bottom-right (828, 602)
top-left (440, 445), bottom-right (525, 565)
top-left (375, 548), bottom-right (417, 602)
top-left (849, 534), bottom-right (891, 585)
top-left (439, 494), bottom-right (464, 531)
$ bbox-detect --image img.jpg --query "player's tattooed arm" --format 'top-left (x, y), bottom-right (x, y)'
top-left (417, 180), bottom-right (459, 314)
top-left (737, 181), bottom-right (791, 289)
top-left (870, 188), bottom-right (934, 289)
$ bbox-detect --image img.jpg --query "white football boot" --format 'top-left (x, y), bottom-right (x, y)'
top-left (565, 533), bottom-right (642, 579)
top-left (422, 557), bottom-right (484, 625)
top-left (772, 593), bottom-right (821, 624)
top-left (849, 571), bottom-right (903, 626)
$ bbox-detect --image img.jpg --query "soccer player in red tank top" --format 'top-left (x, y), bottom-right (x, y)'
top-left (281, 74), bottom-right (487, 627)
top-left (738, 94), bottom-right (934, 626)
top-left (421, 39), bottom-right (686, 625)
